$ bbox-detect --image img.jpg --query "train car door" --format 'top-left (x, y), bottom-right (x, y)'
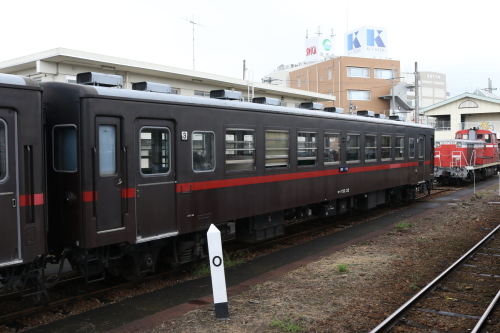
top-left (135, 119), bottom-right (176, 242)
top-left (417, 135), bottom-right (426, 182)
top-left (95, 117), bottom-right (124, 232)
top-left (0, 109), bottom-right (21, 265)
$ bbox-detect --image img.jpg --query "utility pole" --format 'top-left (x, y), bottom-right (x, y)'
top-left (181, 15), bottom-right (204, 71)
top-left (414, 62), bottom-right (419, 123)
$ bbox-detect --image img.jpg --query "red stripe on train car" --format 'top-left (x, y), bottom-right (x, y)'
top-left (82, 191), bottom-right (98, 202)
top-left (19, 193), bottom-right (45, 207)
top-left (121, 188), bottom-right (136, 198)
top-left (176, 161), bottom-right (425, 193)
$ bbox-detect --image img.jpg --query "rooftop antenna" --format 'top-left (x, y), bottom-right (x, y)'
top-left (181, 15), bottom-right (204, 71)
top-left (484, 78), bottom-right (497, 93)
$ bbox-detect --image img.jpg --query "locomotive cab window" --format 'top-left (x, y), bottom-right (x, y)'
top-left (395, 136), bottom-right (404, 159)
top-left (409, 138), bottom-right (415, 158)
top-left (0, 120), bottom-right (6, 181)
top-left (324, 132), bottom-right (340, 164)
top-left (265, 130), bottom-right (289, 168)
top-left (53, 125), bottom-right (77, 172)
top-left (381, 135), bottom-right (391, 160)
top-left (225, 129), bottom-right (255, 172)
top-left (365, 134), bottom-right (377, 162)
top-left (346, 133), bottom-right (360, 163)
top-left (297, 132), bottom-right (317, 166)
top-left (140, 127), bottom-right (170, 175)
top-left (193, 131), bottom-right (215, 172)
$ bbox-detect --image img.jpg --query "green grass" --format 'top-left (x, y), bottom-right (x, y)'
top-left (395, 220), bottom-right (412, 230)
top-left (270, 317), bottom-right (304, 333)
top-left (337, 264), bottom-right (349, 272)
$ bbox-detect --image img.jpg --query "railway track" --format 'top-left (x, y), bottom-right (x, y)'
top-left (0, 187), bottom-right (459, 328)
top-left (370, 222), bottom-right (500, 332)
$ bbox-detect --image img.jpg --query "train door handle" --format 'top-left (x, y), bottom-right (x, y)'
top-left (12, 199), bottom-right (17, 208)
top-left (116, 178), bottom-right (123, 186)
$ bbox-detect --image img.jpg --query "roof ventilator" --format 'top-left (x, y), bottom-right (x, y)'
top-left (324, 107), bottom-right (345, 114)
top-left (375, 114), bottom-right (387, 119)
top-left (76, 72), bottom-right (123, 88)
top-left (132, 82), bottom-right (171, 94)
top-left (252, 97), bottom-right (281, 106)
top-left (210, 89), bottom-right (242, 100)
top-left (299, 102), bottom-right (324, 110)
top-left (357, 110), bottom-right (375, 117)
top-left (389, 115), bottom-right (404, 121)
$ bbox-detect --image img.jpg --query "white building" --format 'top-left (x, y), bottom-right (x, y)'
top-left (0, 48), bottom-right (335, 107)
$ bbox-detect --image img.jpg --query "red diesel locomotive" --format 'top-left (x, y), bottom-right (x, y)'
top-left (434, 128), bottom-right (500, 183)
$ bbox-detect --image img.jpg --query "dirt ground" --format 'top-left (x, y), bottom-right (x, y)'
top-left (146, 185), bottom-right (500, 333)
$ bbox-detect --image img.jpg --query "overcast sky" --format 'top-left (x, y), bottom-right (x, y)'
top-left (1, 0), bottom-right (497, 96)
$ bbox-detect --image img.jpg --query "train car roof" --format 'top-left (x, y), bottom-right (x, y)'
top-left (44, 82), bottom-right (433, 129)
top-left (0, 73), bottom-right (40, 87)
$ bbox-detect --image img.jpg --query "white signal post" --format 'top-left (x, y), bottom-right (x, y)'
top-left (207, 224), bottom-right (230, 320)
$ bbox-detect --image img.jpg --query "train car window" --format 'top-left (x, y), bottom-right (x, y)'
top-left (140, 127), bottom-right (170, 175)
top-left (409, 138), bottom-right (415, 158)
top-left (346, 134), bottom-right (360, 162)
top-left (324, 133), bottom-right (340, 164)
top-left (381, 135), bottom-right (391, 160)
top-left (297, 132), bottom-right (317, 166)
top-left (265, 130), bottom-right (289, 168)
top-left (225, 129), bottom-right (255, 172)
top-left (364, 135), bottom-right (377, 162)
top-left (0, 120), bottom-right (6, 181)
top-left (418, 137), bottom-right (424, 159)
top-left (485, 134), bottom-right (491, 143)
top-left (53, 125), bottom-right (77, 172)
top-left (192, 131), bottom-right (215, 172)
top-left (395, 136), bottom-right (404, 159)
top-left (99, 125), bottom-right (117, 176)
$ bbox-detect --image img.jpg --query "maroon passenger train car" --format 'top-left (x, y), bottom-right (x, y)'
top-left (0, 74), bottom-right (46, 289)
top-left (39, 73), bottom-right (434, 281)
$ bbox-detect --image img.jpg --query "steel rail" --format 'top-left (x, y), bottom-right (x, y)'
top-left (370, 223), bottom-right (500, 333)
top-left (471, 289), bottom-right (500, 333)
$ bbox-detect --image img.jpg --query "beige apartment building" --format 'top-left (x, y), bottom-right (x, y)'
top-left (287, 56), bottom-right (403, 115)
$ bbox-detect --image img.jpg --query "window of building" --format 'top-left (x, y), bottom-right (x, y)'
top-left (192, 131), bottom-right (215, 172)
top-left (346, 134), bottom-right (360, 162)
top-left (265, 130), bottom-right (289, 168)
top-left (225, 129), bottom-right (255, 172)
top-left (347, 67), bottom-right (370, 78)
top-left (328, 69), bottom-right (332, 80)
top-left (324, 133), bottom-right (340, 164)
top-left (194, 91), bottom-right (210, 98)
top-left (365, 134), bottom-right (377, 161)
top-left (458, 100), bottom-right (479, 108)
top-left (0, 120), bottom-right (7, 181)
top-left (53, 125), bottom-right (77, 172)
top-left (348, 90), bottom-right (370, 101)
top-left (409, 138), bottom-right (415, 158)
top-left (374, 69), bottom-right (393, 79)
top-left (381, 135), bottom-right (391, 160)
top-left (140, 127), bottom-right (170, 175)
top-left (66, 75), bottom-right (77, 83)
top-left (297, 132), bottom-right (317, 166)
top-left (297, 79), bottom-right (301, 87)
top-left (396, 136), bottom-right (404, 159)
top-left (170, 88), bottom-right (180, 95)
